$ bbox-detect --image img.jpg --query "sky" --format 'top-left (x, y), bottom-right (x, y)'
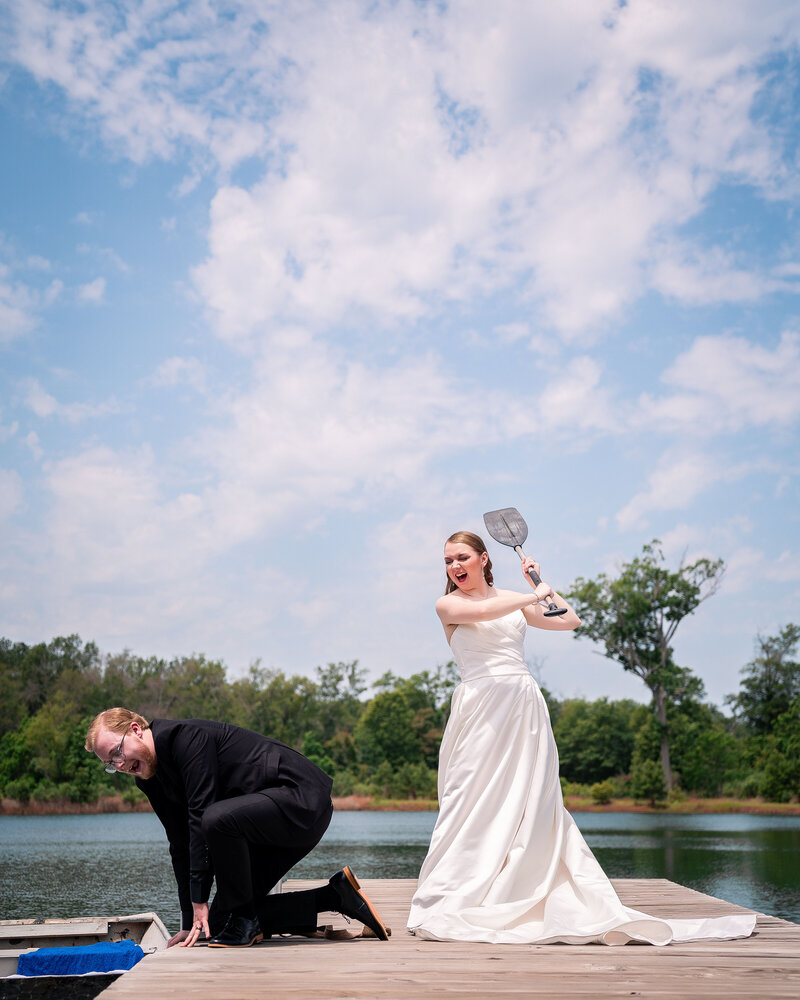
top-left (1, 0), bottom-right (799, 710)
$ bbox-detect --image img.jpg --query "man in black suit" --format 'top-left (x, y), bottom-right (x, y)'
top-left (85, 708), bottom-right (388, 948)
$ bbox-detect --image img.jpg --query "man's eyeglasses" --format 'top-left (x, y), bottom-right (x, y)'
top-left (103, 730), bottom-right (129, 774)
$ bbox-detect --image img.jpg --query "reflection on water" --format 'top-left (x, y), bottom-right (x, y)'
top-left (573, 812), bottom-right (800, 926)
top-left (2, 811), bottom-right (798, 932)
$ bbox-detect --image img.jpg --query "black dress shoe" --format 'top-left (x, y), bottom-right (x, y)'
top-left (329, 866), bottom-right (389, 941)
top-left (208, 914), bottom-right (264, 948)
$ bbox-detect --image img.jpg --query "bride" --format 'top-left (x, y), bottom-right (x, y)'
top-left (406, 530), bottom-right (755, 945)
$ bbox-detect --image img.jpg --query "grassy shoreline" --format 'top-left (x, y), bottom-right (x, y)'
top-left (2, 794), bottom-right (799, 817)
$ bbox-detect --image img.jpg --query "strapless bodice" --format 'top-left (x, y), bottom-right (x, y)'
top-left (448, 610), bottom-right (528, 681)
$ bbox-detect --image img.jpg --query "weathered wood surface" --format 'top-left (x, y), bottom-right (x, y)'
top-left (99, 879), bottom-right (800, 999)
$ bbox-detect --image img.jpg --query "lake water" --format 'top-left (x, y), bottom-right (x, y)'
top-left (1, 811), bottom-right (798, 932)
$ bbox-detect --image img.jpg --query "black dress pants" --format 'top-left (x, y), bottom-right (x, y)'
top-left (201, 790), bottom-right (333, 936)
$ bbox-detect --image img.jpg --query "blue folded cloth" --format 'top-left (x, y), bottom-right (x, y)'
top-left (17, 939), bottom-right (144, 977)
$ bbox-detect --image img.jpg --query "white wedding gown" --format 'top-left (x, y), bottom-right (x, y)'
top-left (407, 611), bottom-right (756, 945)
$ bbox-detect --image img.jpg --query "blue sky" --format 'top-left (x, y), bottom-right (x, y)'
top-left (1, 0), bottom-right (798, 709)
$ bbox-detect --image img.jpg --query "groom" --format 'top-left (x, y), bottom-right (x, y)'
top-left (85, 708), bottom-right (388, 947)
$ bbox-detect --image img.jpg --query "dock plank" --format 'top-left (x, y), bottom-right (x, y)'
top-left (100, 879), bottom-right (800, 999)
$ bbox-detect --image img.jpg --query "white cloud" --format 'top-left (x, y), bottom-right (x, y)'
top-left (3, 320), bottom-right (650, 664)
top-left (197, 337), bottom-right (500, 545)
top-left (76, 243), bottom-right (130, 273)
top-left (0, 469), bottom-right (23, 520)
top-left (616, 451), bottom-right (725, 530)
top-left (24, 431), bottom-right (43, 460)
top-left (8, 0), bottom-right (273, 166)
top-left (9, 3), bottom-right (799, 339)
top-left (23, 379), bottom-right (58, 418)
top-left (2, 0), bottom-right (799, 690)
top-left (21, 378), bottom-right (119, 423)
top-left (43, 445), bottom-right (207, 583)
top-left (194, 3), bottom-right (800, 340)
top-left (146, 356), bottom-right (206, 392)
top-left (767, 549), bottom-right (800, 584)
top-left (0, 414), bottom-right (19, 442)
top-left (77, 276), bottom-right (106, 303)
top-left (44, 279), bottom-right (64, 305)
top-left (494, 322), bottom-right (530, 344)
top-left (73, 211), bottom-right (99, 226)
top-left (26, 255), bottom-right (51, 271)
top-left (0, 263), bottom-right (37, 342)
top-left (659, 516), bottom-right (754, 558)
top-left (520, 356), bottom-right (618, 435)
top-left (651, 243), bottom-right (789, 305)
top-left (308, 508), bottom-right (454, 672)
top-left (722, 544), bottom-right (800, 595)
top-left (18, 349), bottom-right (484, 657)
top-left (0, 241), bottom-right (66, 337)
top-left (639, 331), bottom-right (800, 433)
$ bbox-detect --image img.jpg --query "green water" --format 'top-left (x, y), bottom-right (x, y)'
top-left (2, 811), bottom-right (797, 933)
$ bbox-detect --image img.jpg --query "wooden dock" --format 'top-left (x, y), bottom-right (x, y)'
top-left (100, 879), bottom-right (799, 999)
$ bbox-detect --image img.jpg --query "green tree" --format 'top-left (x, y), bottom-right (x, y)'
top-left (631, 758), bottom-right (667, 807)
top-left (0, 717), bottom-right (34, 795)
top-left (229, 666), bottom-right (319, 747)
top-left (0, 639), bottom-right (30, 737)
top-left (0, 635), bottom-right (101, 730)
top-left (371, 760), bottom-right (395, 796)
top-left (161, 654), bottom-right (233, 720)
top-left (362, 664), bottom-right (458, 769)
top-left (568, 540), bottom-right (723, 790)
top-left (757, 698), bottom-right (800, 802)
top-left (301, 731), bottom-right (336, 776)
top-left (99, 651), bottom-right (169, 716)
top-left (314, 660), bottom-right (367, 741)
top-left (24, 692), bottom-right (83, 784)
top-left (325, 729), bottom-right (358, 771)
top-left (60, 715), bottom-right (117, 803)
top-left (553, 698), bottom-right (644, 784)
top-left (726, 625), bottom-right (800, 735)
top-left (673, 719), bottom-right (739, 797)
top-left (355, 689), bottom-right (422, 769)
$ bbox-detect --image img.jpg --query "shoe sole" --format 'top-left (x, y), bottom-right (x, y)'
top-left (208, 933), bottom-right (264, 948)
top-left (342, 865), bottom-right (389, 941)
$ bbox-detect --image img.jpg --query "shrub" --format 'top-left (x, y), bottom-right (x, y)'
top-left (391, 762), bottom-right (437, 799)
top-left (121, 784), bottom-right (146, 806)
top-left (331, 768), bottom-right (359, 796)
top-left (590, 780), bottom-right (614, 805)
top-left (370, 760), bottom-right (394, 797)
top-left (631, 759), bottom-right (667, 807)
top-left (560, 780), bottom-right (592, 798)
top-left (5, 777), bottom-right (35, 803)
top-left (30, 780), bottom-right (60, 803)
top-left (609, 774), bottom-right (631, 797)
top-left (720, 773), bottom-right (764, 799)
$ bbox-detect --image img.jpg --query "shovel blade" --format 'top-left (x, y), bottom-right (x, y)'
top-left (483, 507), bottom-right (529, 549)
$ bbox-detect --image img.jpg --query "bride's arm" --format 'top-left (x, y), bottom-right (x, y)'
top-left (518, 557), bottom-right (581, 631)
top-left (522, 590), bottom-right (581, 630)
top-left (436, 588), bottom-right (541, 626)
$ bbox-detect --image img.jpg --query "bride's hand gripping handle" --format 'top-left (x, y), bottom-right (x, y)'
top-left (518, 553), bottom-right (567, 617)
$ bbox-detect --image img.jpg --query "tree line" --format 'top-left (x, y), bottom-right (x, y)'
top-left (0, 541), bottom-right (798, 808)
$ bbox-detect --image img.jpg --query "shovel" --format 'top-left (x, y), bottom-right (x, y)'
top-left (483, 507), bottom-right (568, 617)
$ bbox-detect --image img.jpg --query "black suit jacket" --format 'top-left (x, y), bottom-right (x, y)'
top-left (136, 718), bottom-right (333, 923)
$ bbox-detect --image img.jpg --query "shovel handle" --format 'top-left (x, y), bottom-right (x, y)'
top-left (513, 545), bottom-right (568, 617)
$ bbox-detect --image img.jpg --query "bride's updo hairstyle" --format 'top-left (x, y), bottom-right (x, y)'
top-left (444, 531), bottom-right (494, 594)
